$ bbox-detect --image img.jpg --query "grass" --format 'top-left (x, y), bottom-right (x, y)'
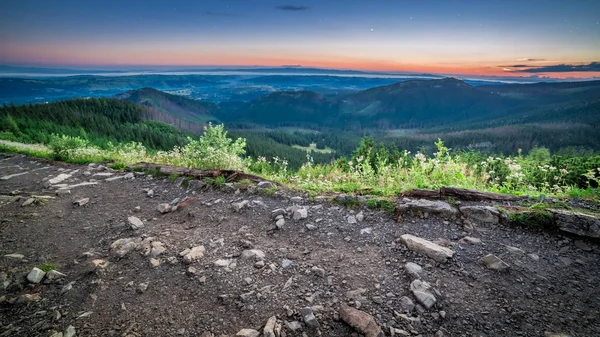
top-left (507, 209), bottom-right (556, 228)
top-left (38, 263), bottom-right (56, 272)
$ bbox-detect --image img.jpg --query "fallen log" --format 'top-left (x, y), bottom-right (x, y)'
top-left (126, 162), bottom-right (282, 186)
top-left (401, 187), bottom-right (527, 202)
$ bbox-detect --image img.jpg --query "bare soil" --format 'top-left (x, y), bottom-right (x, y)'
top-left (1, 153), bottom-right (599, 337)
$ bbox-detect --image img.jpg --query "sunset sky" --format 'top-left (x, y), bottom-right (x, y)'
top-left (1, 0), bottom-right (599, 79)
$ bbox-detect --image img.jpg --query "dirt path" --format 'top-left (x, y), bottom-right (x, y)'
top-left (1, 153), bottom-right (599, 337)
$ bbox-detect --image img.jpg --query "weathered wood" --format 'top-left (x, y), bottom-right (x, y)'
top-left (401, 187), bottom-right (526, 202)
top-left (127, 162), bottom-right (281, 186)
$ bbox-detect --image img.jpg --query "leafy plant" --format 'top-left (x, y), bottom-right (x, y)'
top-left (48, 134), bottom-right (89, 161)
top-left (38, 263), bottom-right (56, 272)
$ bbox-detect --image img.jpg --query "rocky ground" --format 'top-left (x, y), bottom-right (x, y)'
top-left (1, 153), bottom-right (599, 337)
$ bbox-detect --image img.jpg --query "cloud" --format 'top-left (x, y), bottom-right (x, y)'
top-left (517, 61), bottom-right (600, 73)
top-left (275, 5), bottom-right (309, 11)
top-left (516, 58), bottom-right (545, 62)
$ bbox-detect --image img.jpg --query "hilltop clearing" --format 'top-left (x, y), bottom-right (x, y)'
top-left (1, 154), bottom-right (599, 336)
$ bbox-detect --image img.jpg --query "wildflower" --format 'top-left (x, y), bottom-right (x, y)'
top-left (559, 168), bottom-right (568, 175)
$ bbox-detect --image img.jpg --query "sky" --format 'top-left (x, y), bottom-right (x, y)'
top-left (1, 0), bottom-right (599, 79)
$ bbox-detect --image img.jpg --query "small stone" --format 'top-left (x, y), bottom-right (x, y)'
top-left (290, 196), bottom-right (303, 203)
top-left (46, 270), bottom-right (66, 280)
top-left (529, 253), bottom-right (540, 261)
top-left (235, 329), bottom-right (260, 337)
top-left (241, 249), bottom-right (265, 260)
top-left (458, 236), bottom-right (481, 244)
top-left (410, 279), bottom-right (436, 309)
top-left (147, 189), bottom-right (154, 197)
top-left (356, 211), bottom-right (364, 222)
top-left (232, 200), bottom-right (249, 212)
top-left (398, 296), bottom-right (415, 312)
top-left (479, 254), bottom-right (510, 271)
top-left (73, 198), bottom-right (89, 206)
top-left (214, 259), bottom-right (231, 268)
top-left (263, 316), bottom-right (277, 337)
top-left (187, 266), bottom-right (197, 275)
top-left (275, 218), bottom-right (285, 229)
top-left (404, 262), bottom-right (423, 279)
top-left (133, 206), bottom-right (141, 212)
top-left (312, 266), bottom-right (326, 277)
top-left (64, 325), bottom-right (76, 337)
top-left (348, 215), bottom-right (357, 224)
top-left (137, 282), bottom-right (149, 293)
top-left (181, 245), bottom-right (205, 264)
top-left (293, 208), bottom-right (308, 220)
top-left (281, 259), bottom-right (293, 268)
top-left (4, 253), bottom-right (25, 260)
top-left (149, 258), bottom-right (161, 267)
top-left (506, 245), bottom-right (525, 254)
top-left (111, 238), bottom-right (140, 258)
top-left (574, 240), bottom-right (592, 252)
top-left (22, 198), bottom-right (35, 207)
top-left (360, 227), bottom-right (372, 235)
top-left (305, 223), bottom-right (317, 230)
top-left (254, 260), bottom-right (265, 269)
top-left (157, 203), bottom-right (172, 214)
top-left (27, 267), bottom-right (46, 284)
top-left (400, 234), bottom-right (455, 263)
top-left (339, 303), bottom-right (384, 337)
top-left (300, 307), bottom-right (320, 329)
top-left (257, 181), bottom-right (274, 188)
top-left (150, 241), bottom-right (166, 257)
top-left (128, 216), bottom-right (144, 230)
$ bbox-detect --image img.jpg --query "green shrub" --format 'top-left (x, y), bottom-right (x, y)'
top-left (48, 134), bottom-right (89, 161)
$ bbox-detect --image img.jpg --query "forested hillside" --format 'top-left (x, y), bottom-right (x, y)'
top-left (0, 98), bottom-right (188, 149)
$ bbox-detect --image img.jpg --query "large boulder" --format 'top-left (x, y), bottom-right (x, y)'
top-left (549, 209), bottom-right (600, 239)
top-left (400, 234), bottom-right (455, 263)
top-left (459, 205), bottom-right (500, 224)
top-left (397, 199), bottom-right (457, 217)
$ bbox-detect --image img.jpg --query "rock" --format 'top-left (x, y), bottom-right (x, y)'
top-left (232, 200), bottom-right (249, 212)
top-left (339, 303), bottom-right (384, 337)
top-left (356, 211), bottom-right (364, 222)
top-left (64, 325), bottom-right (76, 337)
top-left (300, 307), bottom-right (320, 329)
top-left (181, 246), bottom-right (205, 264)
top-left (15, 293), bottom-right (41, 304)
top-left (271, 208), bottom-right (286, 218)
top-left (410, 280), bottom-right (436, 309)
top-left (149, 258), bottom-right (161, 268)
top-left (73, 198), bottom-right (89, 206)
top-left (27, 267), bottom-right (46, 284)
top-left (305, 223), bottom-right (317, 230)
top-left (574, 240), bottom-right (592, 252)
top-left (404, 262), bottom-right (423, 279)
top-left (157, 203), bottom-right (172, 214)
top-left (137, 282), bottom-right (149, 293)
top-left (549, 209), bottom-right (600, 239)
top-left (348, 215), bottom-right (357, 224)
top-left (21, 198), bottom-right (35, 207)
top-left (458, 236), bottom-right (481, 244)
top-left (275, 218), bottom-right (285, 229)
top-left (528, 253), bottom-right (540, 261)
top-left (479, 254), bottom-right (510, 271)
top-left (400, 234), bottom-right (455, 263)
top-left (46, 173), bottom-right (72, 186)
top-left (293, 207), bottom-right (308, 220)
top-left (111, 238), bottom-right (140, 258)
top-left (398, 296), bottom-right (415, 312)
top-left (505, 245), bottom-right (525, 254)
top-left (124, 172), bottom-right (135, 179)
top-left (214, 259), bottom-right (231, 268)
top-left (312, 266), bottom-right (326, 277)
top-left (150, 241), bottom-right (166, 257)
top-left (254, 260), bottom-right (265, 269)
top-left (128, 216), bottom-right (144, 230)
top-left (281, 259), bottom-right (293, 268)
top-left (4, 253), bottom-right (25, 260)
top-left (459, 205), bottom-right (500, 223)
top-left (46, 270), bottom-right (66, 280)
top-left (147, 189), bottom-right (155, 197)
top-left (235, 329), bottom-right (260, 337)
top-left (241, 249), bottom-right (265, 260)
top-left (398, 199), bottom-right (457, 217)
top-left (257, 181), bottom-right (274, 188)
top-left (263, 316), bottom-right (277, 337)
top-left (290, 196), bottom-right (303, 203)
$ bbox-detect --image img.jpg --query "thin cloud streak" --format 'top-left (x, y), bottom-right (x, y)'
top-left (275, 5), bottom-right (309, 11)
